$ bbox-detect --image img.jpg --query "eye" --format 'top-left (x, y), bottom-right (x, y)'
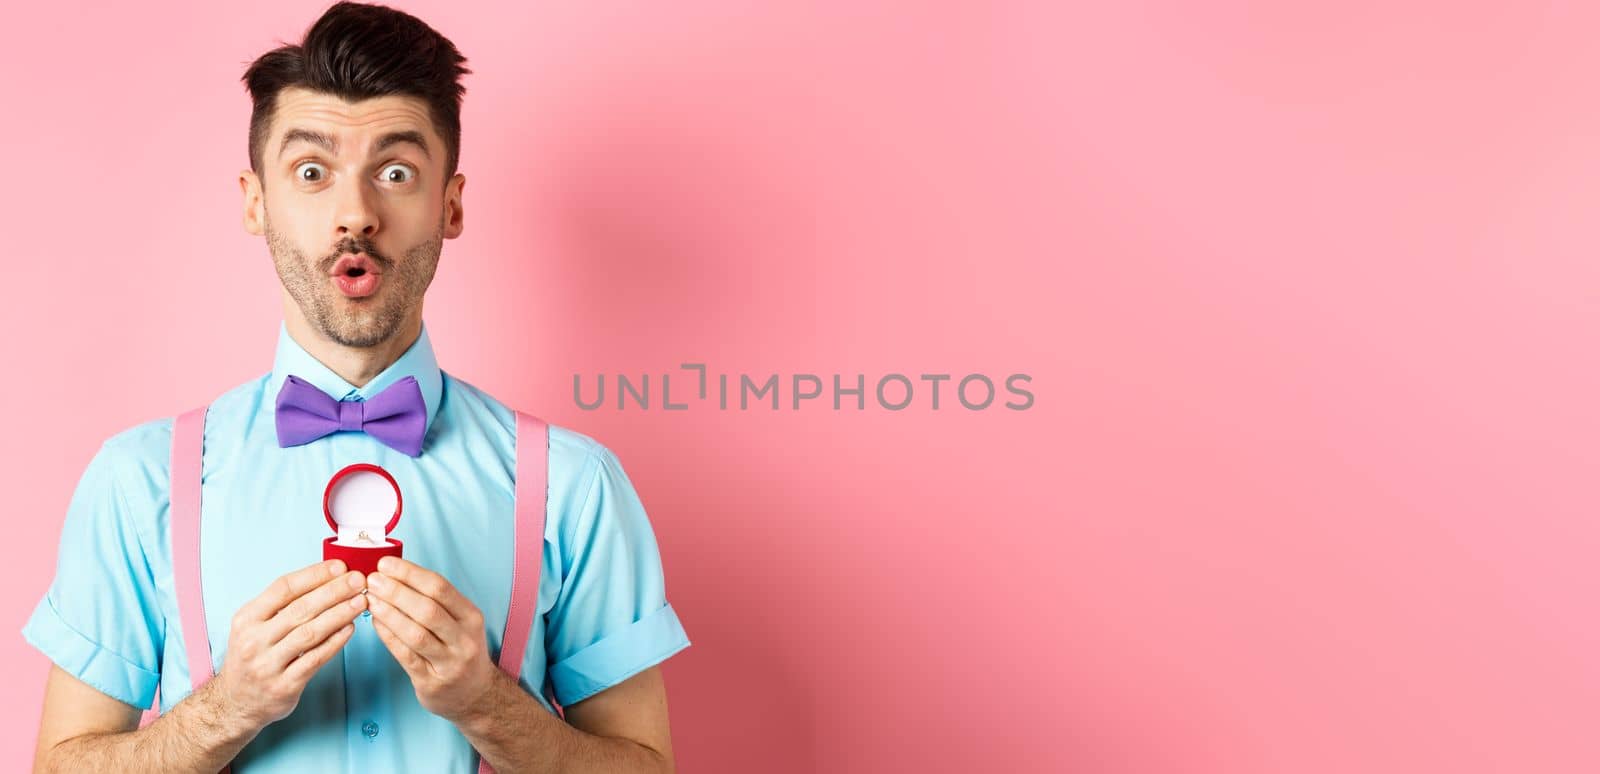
top-left (379, 163), bottom-right (415, 184)
top-left (294, 161), bottom-right (328, 183)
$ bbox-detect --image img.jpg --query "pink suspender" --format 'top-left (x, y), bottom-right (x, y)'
top-left (480, 410), bottom-right (549, 774)
top-left (162, 404), bottom-right (549, 774)
top-left (172, 407), bottom-right (216, 692)
top-left (169, 405), bottom-right (228, 773)
top-left (497, 412), bottom-right (550, 679)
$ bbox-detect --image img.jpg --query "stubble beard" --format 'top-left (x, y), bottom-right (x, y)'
top-left (265, 211), bottom-right (443, 349)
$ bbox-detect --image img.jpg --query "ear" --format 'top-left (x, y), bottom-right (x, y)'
top-left (240, 169), bottom-right (265, 236)
top-left (443, 172), bottom-right (465, 239)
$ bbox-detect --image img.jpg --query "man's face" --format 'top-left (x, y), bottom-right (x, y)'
top-left (240, 86), bottom-right (464, 348)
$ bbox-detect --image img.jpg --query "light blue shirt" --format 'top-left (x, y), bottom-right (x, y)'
top-left (22, 320), bottom-right (690, 771)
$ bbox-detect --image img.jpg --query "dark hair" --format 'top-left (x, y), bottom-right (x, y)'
top-left (242, 1), bottom-right (470, 179)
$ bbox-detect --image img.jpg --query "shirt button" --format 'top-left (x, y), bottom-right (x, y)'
top-left (362, 720), bottom-right (380, 739)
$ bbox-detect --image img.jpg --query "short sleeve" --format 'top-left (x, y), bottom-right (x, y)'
top-left (544, 445), bottom-right (690, 706)
top-left (21, 439), bottom-right (165, 709)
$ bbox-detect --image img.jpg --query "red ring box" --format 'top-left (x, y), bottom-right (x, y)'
top-left (322, 462), bottom-right (403, 576)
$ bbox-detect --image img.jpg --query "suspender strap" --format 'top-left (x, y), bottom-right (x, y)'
top-left (172, 406), bottom-right (217, 690)
top-left (498, 410), bottom-right (549, 678)
top-left (479, 410), bottom-right (549, 774)
top-left (171, 405), bottom-right (231, 773)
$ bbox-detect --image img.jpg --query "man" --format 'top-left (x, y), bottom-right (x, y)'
top-left (22, 3), bottom-right (689, 771)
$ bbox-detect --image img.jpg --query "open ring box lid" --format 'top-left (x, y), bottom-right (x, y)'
top-left (324, 463), bottom-right (403, 548)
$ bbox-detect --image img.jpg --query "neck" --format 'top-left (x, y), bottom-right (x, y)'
top-left (282, 304), bottom-right (422, 390)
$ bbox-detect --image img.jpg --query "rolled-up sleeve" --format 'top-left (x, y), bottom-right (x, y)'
top-left (544, 445), bottom-right (690, 706)
top-left (21, 438), bottom-right (165, 710)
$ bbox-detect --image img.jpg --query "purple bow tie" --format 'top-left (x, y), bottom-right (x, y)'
top-left (275, 374), bottom-right (427, 457)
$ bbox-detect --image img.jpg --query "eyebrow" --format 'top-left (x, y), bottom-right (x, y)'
top-left (374, 130), bottom-right (431, 159)
top-left (279, 128), bottom-right (337, 157)
top-left (277, 128), bottom-right (432, 160)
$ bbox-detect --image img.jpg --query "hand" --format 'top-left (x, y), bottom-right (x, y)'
top-left (213, 559), bottom-right (368, 727)
top-left (365, 556), bottom-right (499, 722)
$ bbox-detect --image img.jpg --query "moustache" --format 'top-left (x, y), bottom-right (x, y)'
top-left (320, 242), bottom-right (391, 273)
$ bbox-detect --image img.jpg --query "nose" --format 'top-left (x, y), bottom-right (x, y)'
top-left (333, 175), bottom-right (380, 239)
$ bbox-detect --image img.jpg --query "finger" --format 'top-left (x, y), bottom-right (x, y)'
top-left (271, 589), bottom-right (369, 670)
top-left (283, 620), bottom-right (356, 684)
top-left (367, 571), bottom-right (462, 645)
top-left (238, 560), bottom-right (347, 623)
top-left (371, 616), bottom-right (430, 677)
top-left (374, 557), bottom-right (470, 621)
top-left (367, 593), bottom-right (449, 666)
top-left (265, 570), bottom-right (367, 645)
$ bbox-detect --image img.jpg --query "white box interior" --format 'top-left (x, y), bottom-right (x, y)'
top-left (328, 468), bottom-right (399, 547)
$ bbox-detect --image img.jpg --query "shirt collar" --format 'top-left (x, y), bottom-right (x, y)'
top-left (266, 320), bottom-right (443, 442)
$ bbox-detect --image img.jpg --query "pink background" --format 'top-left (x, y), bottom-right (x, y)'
top-left (2, 1), bottom-right (1596, 772)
